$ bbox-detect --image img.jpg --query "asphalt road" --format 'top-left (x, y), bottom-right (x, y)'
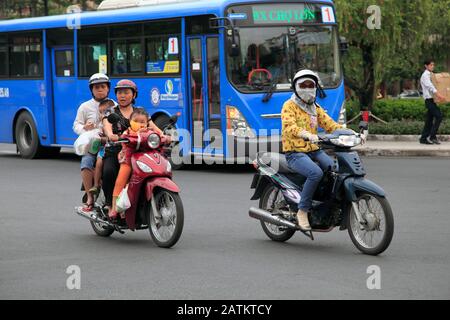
top-left (0, 143), bottom-right (449, 300)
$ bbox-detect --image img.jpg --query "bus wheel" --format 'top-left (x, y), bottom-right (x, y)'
top-left (153, 115), bottom-right (184, 170)
top-left (15, 112), bottom-right (45, 159)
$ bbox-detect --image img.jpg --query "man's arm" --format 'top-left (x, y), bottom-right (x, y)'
top-left (420, 73), bottom-right (437, 94)
top-left (73, 107), bottom-right (86, 136)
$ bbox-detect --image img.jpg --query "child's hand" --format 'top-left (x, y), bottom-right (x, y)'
top-left (138, 127), bottom-right (149, 133)
top-left (118, 151), bottom-right (126, 163)
top-left (109, 134), bottom-right (119, 142)
top-left (162, 135), bottom-right (172, 145)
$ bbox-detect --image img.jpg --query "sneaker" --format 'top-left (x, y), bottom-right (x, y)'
top-left (431, 138), bottom-right (441, 145)
top-left (296, 210), bottom-right (312, 231)
top-left (420, 138), bottom-right (433, 145)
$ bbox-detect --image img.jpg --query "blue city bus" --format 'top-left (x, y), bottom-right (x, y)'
top-left (0, 0), bottom-right (346, 163)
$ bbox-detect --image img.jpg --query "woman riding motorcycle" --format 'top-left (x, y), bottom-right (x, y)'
top-left (281, 70), bottom-right (343, 231)
top-left (101, 79), bottom-right (165, 215)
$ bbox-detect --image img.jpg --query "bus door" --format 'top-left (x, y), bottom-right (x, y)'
top-left (51, 47), bottom-right (76, 145)
top-left (187, 36), bottom-right (223, 156)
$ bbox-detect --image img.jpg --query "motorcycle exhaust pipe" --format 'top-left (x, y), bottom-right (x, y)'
top-left (249, 207), bottom-right (298, 230)
top-left (75, 207), bottom-right (114, 228)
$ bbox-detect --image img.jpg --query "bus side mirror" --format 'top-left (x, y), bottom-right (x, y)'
top-left (227, 28), bottom-right (241, 57)
top-left (340, 36), bottom-right (349, 55)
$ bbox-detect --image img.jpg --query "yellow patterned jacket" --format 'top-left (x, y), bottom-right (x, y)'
top-left (281, 99), bottom-right (341, 153)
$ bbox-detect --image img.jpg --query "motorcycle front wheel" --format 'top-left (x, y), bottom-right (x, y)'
top-left (148, 190), bottom-right (184, 248)
top-left (259, 185), bottom-right (296, 242)
top-left (347, 193), bottom-right (394, 256)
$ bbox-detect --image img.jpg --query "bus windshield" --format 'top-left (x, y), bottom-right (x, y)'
top-left (227, 25), bottom-right (342, 92)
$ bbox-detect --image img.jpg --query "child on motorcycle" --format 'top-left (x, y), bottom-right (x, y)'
top-left (281, 69), bottom-right (342, 231)
top-left (108, 108), bottom-right (152, 220)
top-left (90, 98), bottom-right (116, 198)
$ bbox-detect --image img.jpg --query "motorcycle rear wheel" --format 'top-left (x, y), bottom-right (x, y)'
top-left (89, 190), bottom-right (114, 237)
top-left (259, 185), bottom-right (296, 242)
top-left (347, 193), bottom-right (394, 256)
top-left (148, 190), bottom-right (184, 248)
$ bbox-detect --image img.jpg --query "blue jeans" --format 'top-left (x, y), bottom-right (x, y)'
top-left (286, 150), bottom-right (334, 212)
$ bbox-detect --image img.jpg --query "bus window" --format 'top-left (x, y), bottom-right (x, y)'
top-left (9, 33), bottom-right (42, 77)
top-left (78, 27), bottom-right (108, 76)
top-left (0, 35), bottom-right (7, 77)
top-left (47, 28), bottom-right (73, 46)
top-left (144, 20), bottom-right (181, 75)
top-left (112, 39), bottom-right (143, 75)
top-left (55, 50), bottom-right (74, 77)
top-left (186, 15), bottom-right (218, 35)
top-left (145, 36), bottom-right (180, 75)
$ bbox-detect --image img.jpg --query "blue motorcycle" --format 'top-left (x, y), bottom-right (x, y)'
top-left (249, 124), bottom-right (394, 256)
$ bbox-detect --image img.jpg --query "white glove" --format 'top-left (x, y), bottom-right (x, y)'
top-left (350, 129), bottom-right (367, 145)
top-left (301, 132), bottom-right (319, 144)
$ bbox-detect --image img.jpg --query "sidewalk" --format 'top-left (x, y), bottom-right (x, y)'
top-left (355, 135), bottom-right (450, 157)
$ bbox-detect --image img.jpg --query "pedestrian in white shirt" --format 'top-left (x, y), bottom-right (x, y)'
top-left (420, 59), bottom-right (445, 145)
top-left (73, 73), bottom-right (111, 212)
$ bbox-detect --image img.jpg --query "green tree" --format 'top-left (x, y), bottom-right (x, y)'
top-left (0, 0), bottom-right (101, 18)
top-left (335, 0), bottom-right (432, 110)
top-left (422, 0), bottom-right (450, 72)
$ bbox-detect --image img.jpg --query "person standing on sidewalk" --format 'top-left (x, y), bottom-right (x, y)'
top-left (420, 59), bottom-right (445, 145)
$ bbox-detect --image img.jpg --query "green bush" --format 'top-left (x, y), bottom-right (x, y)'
top-left (346, 98), bottom-right (450, 122)
top-left (348, 120), bottom-right (450, 135)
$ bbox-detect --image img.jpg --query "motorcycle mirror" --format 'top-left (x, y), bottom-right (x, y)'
top-left (169, 115), bottom-right (178, 125)
top-left (107, 113), bottom-right (121, 125)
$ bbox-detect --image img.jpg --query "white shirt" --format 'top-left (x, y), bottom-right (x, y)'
top-left (72, 99), bottom-right (101, 136)
top-left (420, 70), bottom-right (437, 100)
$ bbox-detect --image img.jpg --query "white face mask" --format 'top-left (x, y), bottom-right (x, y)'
top-left (297, 88), bottom-right (317, 105)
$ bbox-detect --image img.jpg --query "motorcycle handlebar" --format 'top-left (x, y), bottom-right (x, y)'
top-left (105, 139), bottom-right (129, 148)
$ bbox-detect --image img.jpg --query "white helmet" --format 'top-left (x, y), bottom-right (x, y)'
top-left (89, 73), bottom-right (110, 90)
top-left (292, 69), bottom-right (320, 89)
top-left (292, 69), bottom-right (321, 104)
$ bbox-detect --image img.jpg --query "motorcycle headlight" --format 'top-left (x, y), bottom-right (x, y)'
top-left (136, 160), bottom-right (153, 173)
top-left (330, 135), bottom-right (361, 147)
top-left (166, 161), bottom-right (172, 173)
top-left (148, 133), bottom-right (161, 149)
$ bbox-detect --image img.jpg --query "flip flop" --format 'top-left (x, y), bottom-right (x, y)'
top-left (81, 203), bottom-right (95, 213)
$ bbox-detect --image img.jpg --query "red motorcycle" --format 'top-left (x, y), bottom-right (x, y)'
top-left (76, 114), bottom-right (184, 248)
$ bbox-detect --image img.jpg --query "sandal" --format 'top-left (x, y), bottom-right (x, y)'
top-left (89, 186), bottom-right (101, 199)
top-left (108, 209), bottom-right (118, 220)
top-left (81, 203), bottom-right (95, 213)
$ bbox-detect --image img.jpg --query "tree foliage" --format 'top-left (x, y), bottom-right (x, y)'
top-left (335, 0), bottom-right (450, 109)
top-left (0, 0), bottom-right (102, 18)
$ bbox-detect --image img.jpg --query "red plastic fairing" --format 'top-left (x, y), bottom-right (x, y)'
top-left (145, 177), bottom-right (180, 200)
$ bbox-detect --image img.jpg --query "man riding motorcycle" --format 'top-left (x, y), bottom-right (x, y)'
top-left (73, 73), bottom-right (112, 212)
top-left (281, 69), bottom-right (343, 231)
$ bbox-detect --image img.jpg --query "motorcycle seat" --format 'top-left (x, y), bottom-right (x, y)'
top-left (257, 152), bottom-right (297, 174)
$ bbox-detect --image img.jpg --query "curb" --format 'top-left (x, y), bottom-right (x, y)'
top-left (356, 149), bottom-right (450, 157)
top-left (368, 135), bottom-right (450, 142)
